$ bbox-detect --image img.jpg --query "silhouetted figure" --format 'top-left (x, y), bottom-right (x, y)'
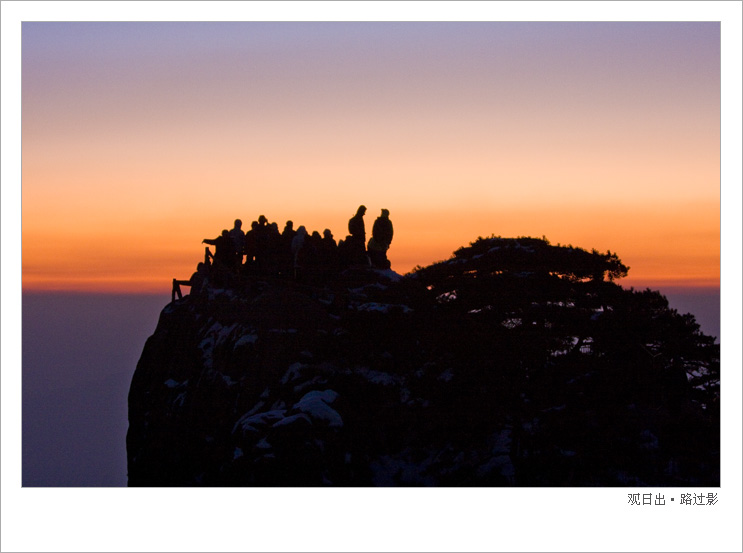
top-left (243, 221), bottom-right (259, 272)
top-left (229, 219), bottom-right (246, 268)
top-left (291, 226), bottom-right (309, 280)
top-left (194, 207), bottom-right (388, 284)
top-left (307, 231), bottom-right (322, 272)
top-left (282, 221), bottom-right (297, 243)
top-left (254, 215), bottom-right (271, 271)
top-left (203, 230), bottom-right (234, 286)
top-left (347, 205), bottom-right (369, 266)
top-left (322, 228), bottom-right (337, 247)
top-left (172, 262), bottom-right (209, 302)
top-left (373, 209), bottom-right (393, 247)
top-left (319, 228), bottom-right (339, 272)
top-left (369, 208), bottom-right (394, 269)
top-left (203, 230), bottom-right (233, 268)
top-left (280, 221), bottom-right (297, 277)
top-left (265, 222), bottom-right (283, 275)
top-left (348, 205), bottom-right (367, 245)
top-left (189, 262), bottom-right (209, 296)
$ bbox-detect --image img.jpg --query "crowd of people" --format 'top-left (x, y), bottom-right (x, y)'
top-left (172, 206), bottom-right (394, 301)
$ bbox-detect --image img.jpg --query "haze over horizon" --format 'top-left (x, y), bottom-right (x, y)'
top-left (22, 21), bottom-right (720, 293)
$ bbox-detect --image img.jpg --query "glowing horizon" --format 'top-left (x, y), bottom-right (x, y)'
top-left (21, 199), bottom-right (720, 293)
top-left (21, 22), bottom-right (720, 294)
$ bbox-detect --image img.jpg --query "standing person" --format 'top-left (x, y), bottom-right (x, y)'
top-left (319, 229), bottom-right (339, 274)
top-left (243, 221), bottom-right (259, 273)
top-left (347, 205), bottom-right (368, 265)
top-left (254, 215), bottom-right (270, 271)
top-left (282, 220), bottom-right (297, 244)
top-left (203, 229), bottom-right (234, 286)
top-left (372, 209), bottom-right (393, 247)
top-left (280, 221), bottom-right (297, 278)
top-left (229, 219), bottom-right (246, 268)
top-left (291, 226), bottom-right (309, 280)
top-left (369, 208), bottom-right (394, 269)
top-left (348, 205), bottom-right (367, 245)
top-left (202, 230), bottom-right (233, 268)
top-left (265, 222), bottom-right (282, 276)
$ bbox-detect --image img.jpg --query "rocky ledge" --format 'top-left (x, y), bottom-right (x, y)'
top-left (127, 236), bottom-right (719, 486)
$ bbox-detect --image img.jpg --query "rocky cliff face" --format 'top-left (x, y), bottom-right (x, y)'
top-left (127, 237), bottom-right (719, 486)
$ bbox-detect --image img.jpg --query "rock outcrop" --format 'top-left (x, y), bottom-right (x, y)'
top-left (127, 236), bottom-right (719, 486)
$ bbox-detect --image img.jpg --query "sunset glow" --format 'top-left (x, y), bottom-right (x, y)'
top-left (21, 21), bottom-right (720, 293)
top-left (5, 2), bottom-right (743, 551)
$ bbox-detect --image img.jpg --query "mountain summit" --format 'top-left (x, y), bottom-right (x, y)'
top-left (127, 236), bottom-right (719, 486)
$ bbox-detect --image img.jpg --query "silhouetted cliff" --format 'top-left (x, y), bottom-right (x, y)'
top-left (127, 236), bottom-right (719, 486)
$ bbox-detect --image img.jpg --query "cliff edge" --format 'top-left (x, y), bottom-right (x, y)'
top-left (127, 236), bottom-right (719, 486)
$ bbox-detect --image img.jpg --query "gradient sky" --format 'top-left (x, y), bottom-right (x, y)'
top-left (5, 5), bottom-right (743, 552)
top-left (22, 22), bottom-right (720, 292)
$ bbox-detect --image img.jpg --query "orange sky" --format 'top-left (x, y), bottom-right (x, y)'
top-left (20, 22), bottom-right (721, 293)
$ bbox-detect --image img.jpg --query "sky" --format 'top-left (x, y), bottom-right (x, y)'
top-left (20, 20), bottom-right (722, 292)
top-left (3, 2), bottom-right (742, 553)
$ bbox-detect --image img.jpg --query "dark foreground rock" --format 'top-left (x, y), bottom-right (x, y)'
top-left (127, 236), bottom-right (719, 486)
